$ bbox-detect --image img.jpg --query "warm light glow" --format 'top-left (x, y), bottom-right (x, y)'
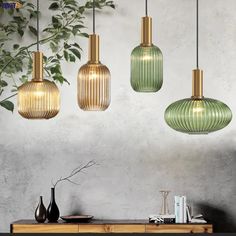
top-left (141, 54), bottom-right (152, 61)
top-left (131, 45), bottom-right (163, 92)
top-left (165, 98), bottom-right (232, 134)
top-left (88, 70), bottom-right (98, 80)
top-left (192, 106), bottom-right (204, 113)
top-left (193, 102), bottom-right (204, 113)
top-left (18, 80), bottom-right (60, 119)
top-left (77, 63), bottom-right (110, 111)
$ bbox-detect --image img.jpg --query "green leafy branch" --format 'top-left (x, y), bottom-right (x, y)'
top-left (0, 0), bottom-right (115, 112)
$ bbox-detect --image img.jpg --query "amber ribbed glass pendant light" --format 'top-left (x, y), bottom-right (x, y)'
top-left (165, 0), bottom-right (232, 134)
top-left (77, 0), bottom-right (110, 111)
top-left (18, 0), bottom-right (60, 119)
top-left (130, 0), bottom-right (163, 92)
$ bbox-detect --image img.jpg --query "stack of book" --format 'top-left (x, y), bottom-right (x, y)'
top-left (174, 196), bottom-right (207, 223)
top-left (149, 195), bottom-right (207, 224)
top-left (149, 214), bottom-right (175, 224)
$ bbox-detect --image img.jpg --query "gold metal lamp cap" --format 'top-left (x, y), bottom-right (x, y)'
top-left (32, 51), bottom-right (43, 81)
top-left (141, 16), bottom-right (152, 46)
top-left (88, 34), bottom-right (100, 63)
top-left (192, 69), bottom-right (204, 99)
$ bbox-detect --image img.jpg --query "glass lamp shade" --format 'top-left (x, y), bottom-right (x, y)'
top-left (18, 79), bottom-right (60, 119)
top-left (165, 98), bottom-right (232, 134)
top-left (77, 63), bottom-right (111, 111)
top-left (130, 45), bottom-right (163, 92)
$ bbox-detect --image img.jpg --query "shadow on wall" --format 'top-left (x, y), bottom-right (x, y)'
top-left (196, 202), bottom-right (236, 232)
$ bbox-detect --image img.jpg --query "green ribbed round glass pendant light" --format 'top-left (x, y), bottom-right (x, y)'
top-left (130, 0), bottom-right (163, 92)
top-left (165, 0), bottom-right (232, 134)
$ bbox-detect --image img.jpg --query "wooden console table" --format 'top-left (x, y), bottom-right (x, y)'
top-left (11, 219), bottom-right (213, 233)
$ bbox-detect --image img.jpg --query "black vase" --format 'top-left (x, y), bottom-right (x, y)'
top-left (47, 188), bottom-right (60, 222)
top-left (35, 196), bottom-right (47, 223)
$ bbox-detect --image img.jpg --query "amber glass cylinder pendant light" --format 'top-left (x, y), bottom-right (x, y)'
top-left (77, 0), bottom-right (110, 111)
top-left (18, 0), bottom-right (60, 119)
top-left (130, 0), bottom-right (163, 92)
top-left (164, 0), bottom-right (232, 134)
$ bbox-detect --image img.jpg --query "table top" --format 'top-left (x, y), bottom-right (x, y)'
top-left (11, 219), bottom-right (212, 225)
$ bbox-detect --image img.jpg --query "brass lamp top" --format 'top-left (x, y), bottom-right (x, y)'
top-left (32, 51), bottom-right (43, 82)
top-left (141, 16), bottom-right (152, 46)
top-left (191, 69), bottom-right (204, 99)
top-left (88, 34), bottom-right (100, 63)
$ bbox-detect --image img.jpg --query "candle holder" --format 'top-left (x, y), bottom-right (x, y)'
top-left (160, 190), bottom-right (170, 215)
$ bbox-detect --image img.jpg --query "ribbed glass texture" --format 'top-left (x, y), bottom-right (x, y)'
top-left (131, 45), bottom-right (163, 92)
top-left (165, 98), bottom-right (232, 134)
top-left (77, 63), bottom-right (111, 111)
top-left (18, 79), bottom-right (60, 119)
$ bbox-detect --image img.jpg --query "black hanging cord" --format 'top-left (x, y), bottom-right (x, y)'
top-left (93, 0), bottom-right (95, 34)
top-left (145, 0), bottom-right (148, 16)
top-left (196, 0), bottom-right (199, 68)
top-left (37, 0), bottom-right (39, 51)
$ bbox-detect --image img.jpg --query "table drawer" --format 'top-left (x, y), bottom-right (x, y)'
top-left (79, 224), bottom-right (114, 233)
top-left (12, 224), bottom-right (78, 233)
top-left (113, 224), bottom-right (145, 232)
top-left (145, 224), bottom-right (213, 233)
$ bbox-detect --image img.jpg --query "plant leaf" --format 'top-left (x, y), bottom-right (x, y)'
top-left (63, 50), bottom-right (69, 61)
top-left (49, 2), bottom-right (59, 10)
top-left (17, 28), bottom-right (24, 37)
top-left (0, 100), bottom-right (14, 112)
top-left (69, 48), bottom-right (81, 59)
top-left (79, 32), bottom-right (89, 38)
top-left (52, 74), bottom-right (64, 84)
top-left (0, 80), bottom-right (8, 87)
top-left (29, 25), bottom-right (37, 36)
top-left (69, 54), bottom-right (75, 62)
top-left (13, 44), bottom-right (20, 50)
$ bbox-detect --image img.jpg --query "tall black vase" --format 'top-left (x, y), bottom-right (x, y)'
top-left (47, 188), bottom-right (60, 222)
top-left (35, 196), bottom-right (47, 223)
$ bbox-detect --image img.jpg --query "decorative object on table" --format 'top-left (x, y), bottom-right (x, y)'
top-left (160, 190), bottom-right (170, 215)
top-left (130, 0), bottom-right (163, 93)
top-left (189, 214), bottom-right (207, 223)
top-left (47, 188), bottom-right (60, 222)
top-left (186, 205), bottom-right (206, 224)
top-left (61, 215), bottom-right (93, 223)
top-left (17, 0), bottom-right (60, 120)
top-left (48, 161), bottom-right (96, 222)
top-left (174, 195), bottom-right (187, 223)
top-left (77, 0), bottom-right (111, 111)
top-left (35, 196), bottom-right (47, 223)
top-left (149, 214), bottom-right (175, 224)
top-left (164, 0), bottom-right (232, 134)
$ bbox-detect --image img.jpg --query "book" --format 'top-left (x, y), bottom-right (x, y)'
top-left (186, 205), bottom-right (192, 222)
top-left (179, 196), bottom-right (183, 223)
top-left (183, 196), bottom-right (187, 223)
top-left (174, 196), bottom-right (180, 223)
top-left (175, 195), bottom-right (187, 223)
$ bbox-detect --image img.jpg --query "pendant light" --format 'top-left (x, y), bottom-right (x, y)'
top-left (18, 0), bottom-right (60, 119)
top-left (164, 0), bottom-right (232, 134)
top-left (130, 0), bottom-right (163, 92)
top-left (77, 0), bottom-right (111, 111)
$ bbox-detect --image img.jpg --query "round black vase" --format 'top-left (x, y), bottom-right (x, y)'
top-left (47, 188), bottom-right (60, 222)
top-left (35, 196), bottom-right (47, 223)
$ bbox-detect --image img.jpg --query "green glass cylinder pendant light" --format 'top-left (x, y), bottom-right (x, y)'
top-left (18, 0), bottom-right (60, 119)
top-left (77, 0), bottom-right (111, 111)
top-left (165, 0), bottom-right (232, 134)
top-left (130, 0), bottom-right (163, 92)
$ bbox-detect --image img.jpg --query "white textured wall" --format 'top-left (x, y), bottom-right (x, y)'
top-left (0, 0), bottom-right (236, 232)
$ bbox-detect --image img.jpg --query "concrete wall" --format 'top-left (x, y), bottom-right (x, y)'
top-left (0, 0), bottom-right (236, 232)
